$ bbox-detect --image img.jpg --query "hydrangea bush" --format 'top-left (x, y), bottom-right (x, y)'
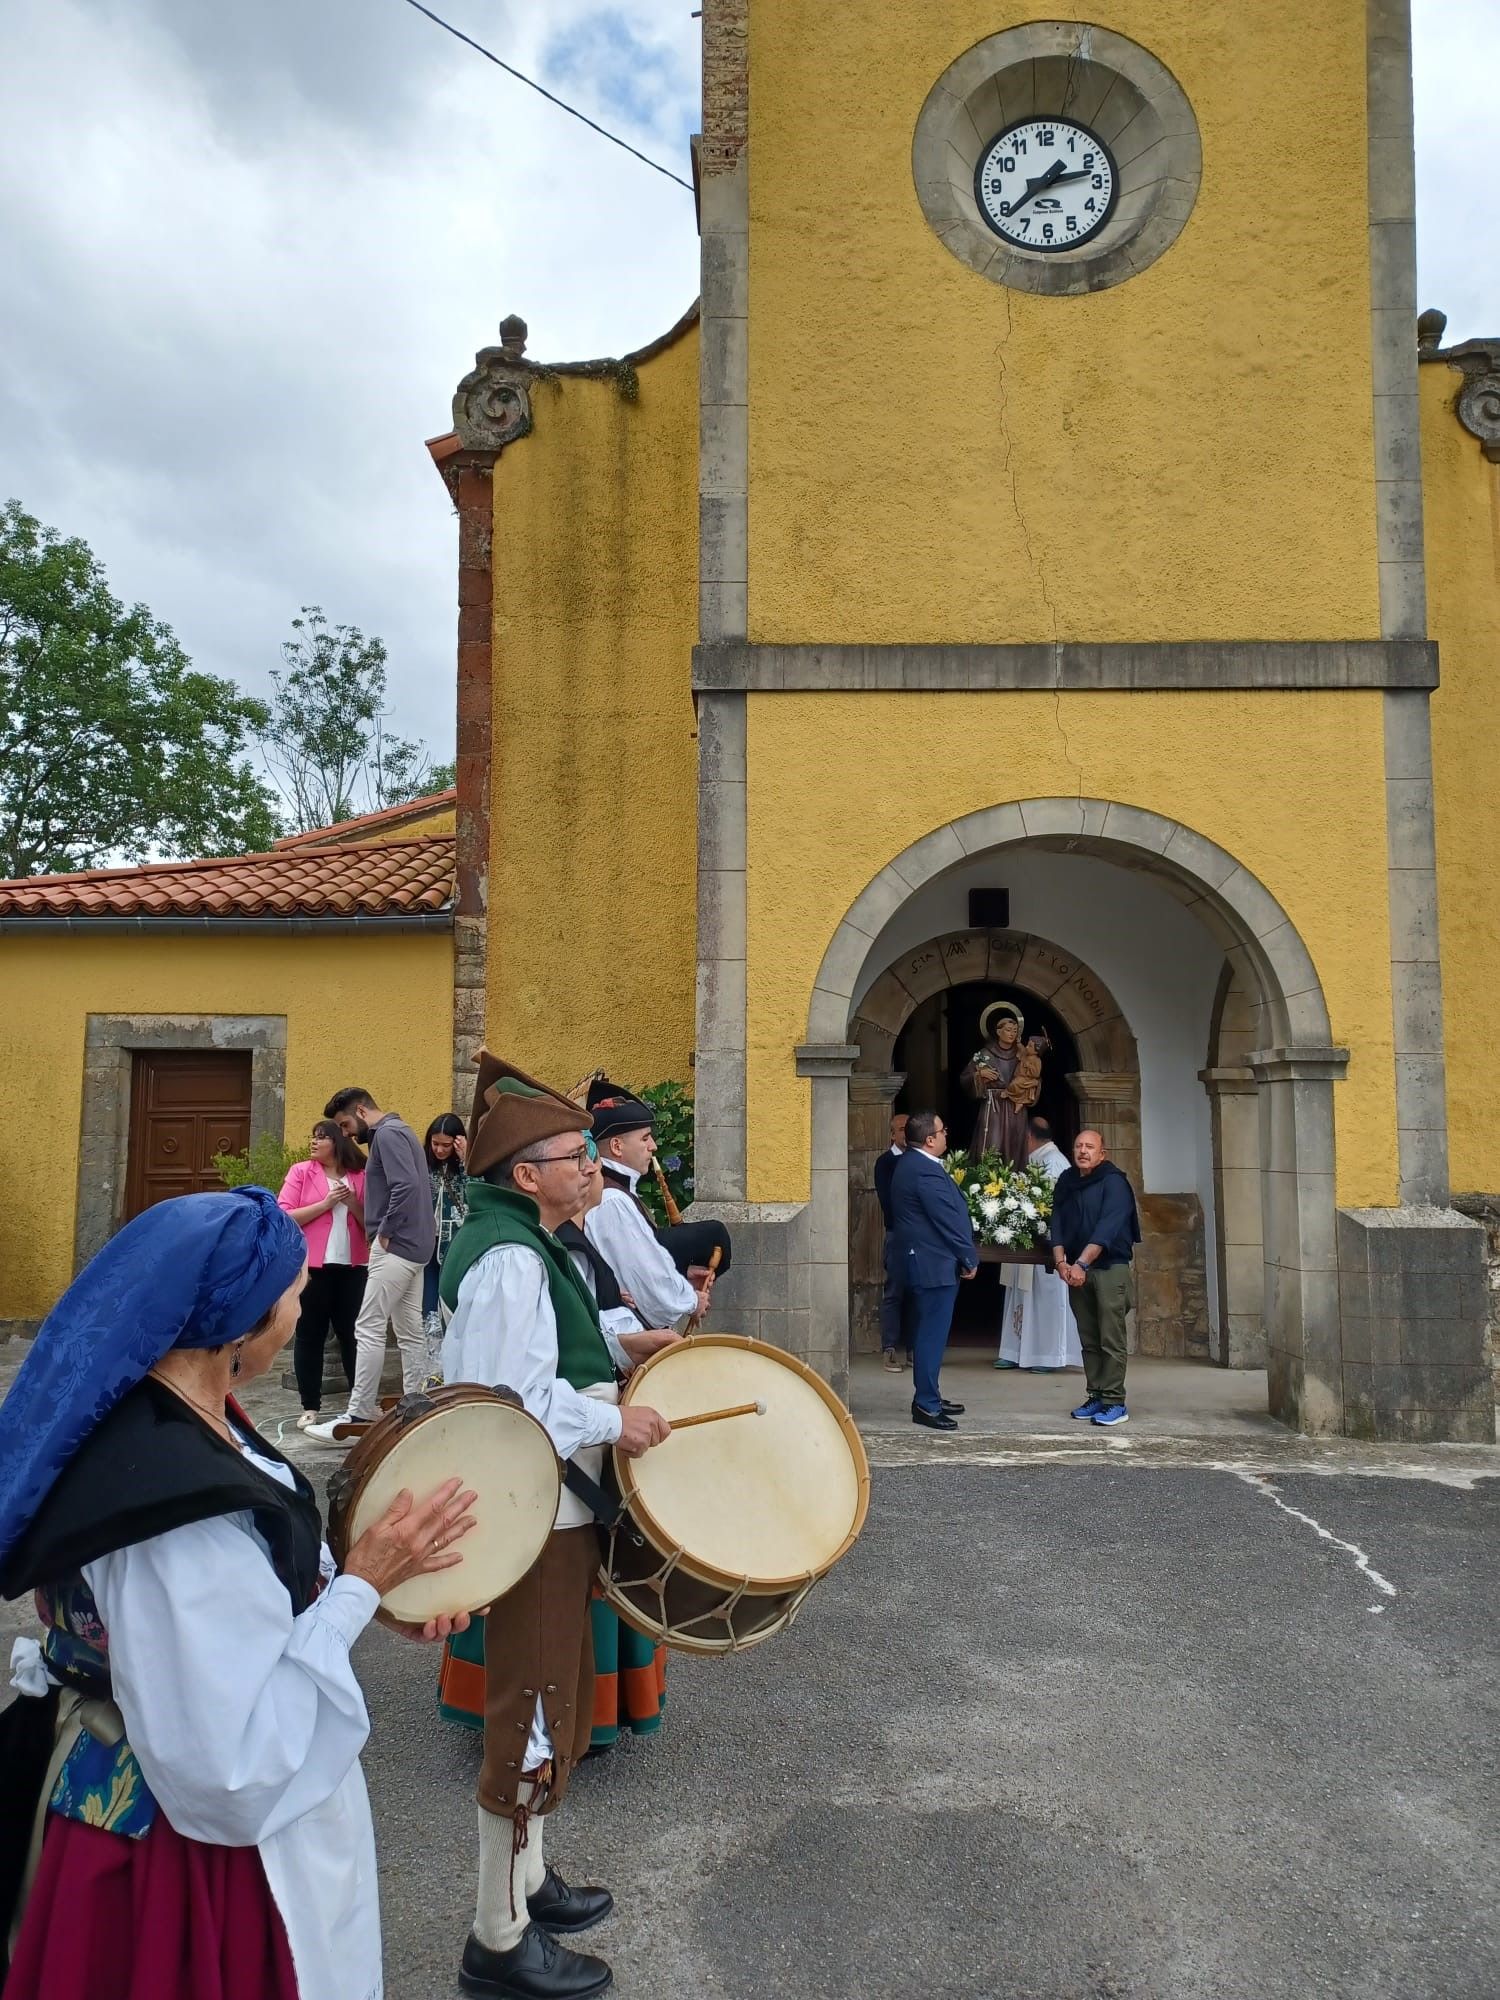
top-left (944, 1149), bottom-right (1054, 1250)
top-left (638, 1080), bottom-right (694, 1228)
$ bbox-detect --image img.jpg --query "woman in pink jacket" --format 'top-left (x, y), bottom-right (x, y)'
top-left (277, 1121), bottom-right (369, 1427)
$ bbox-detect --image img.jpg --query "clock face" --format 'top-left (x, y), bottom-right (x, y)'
top-left (974, 118), bottom-right (1118, 252)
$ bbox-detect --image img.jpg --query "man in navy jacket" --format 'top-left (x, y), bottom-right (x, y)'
top-left (888, 1110), bottom-right (978, 1430)
top-left (1048, 1129), bottom-right (1142, 1427)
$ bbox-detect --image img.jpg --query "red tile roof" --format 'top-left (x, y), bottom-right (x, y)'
top-left (274, 788), bottom-right (456, 849)
top-left (0, 836), bottom-right (454, 922)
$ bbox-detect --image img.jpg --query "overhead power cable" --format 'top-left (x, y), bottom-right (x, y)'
top-left (399, 0), bottom-right (695, 193)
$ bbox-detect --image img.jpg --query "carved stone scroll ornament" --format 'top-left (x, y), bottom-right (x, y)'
top-left (1453, 346), bottom-right (1500, 464)
top-left (452, 313), bottom-right (534, 453)
top-left (1419, 315), bottom-right (1500, 465)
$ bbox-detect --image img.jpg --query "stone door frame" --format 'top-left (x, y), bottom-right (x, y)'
top-left (76, 1014), bottom-right (288, 1272)
top-left (800, 799), bottom-right (1349, 1431)
top-left (846, 926), bottom-right (1144, 1351)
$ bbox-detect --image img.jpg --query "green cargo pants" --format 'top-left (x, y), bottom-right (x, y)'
top-left (1067, 1261), bottom-right (1133, 1408)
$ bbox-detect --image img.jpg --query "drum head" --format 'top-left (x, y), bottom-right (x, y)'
top-left (334, 1388), bottom-right (560, 1627)
top-left (619, 1337), bottom-right (869, 1590)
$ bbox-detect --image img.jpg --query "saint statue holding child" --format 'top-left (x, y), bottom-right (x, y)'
top-left (961, 1001), bottom-right (1051, 1167)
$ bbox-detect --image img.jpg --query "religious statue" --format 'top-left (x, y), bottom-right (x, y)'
top-left (961, 1001), bottom-right (1052, 1166)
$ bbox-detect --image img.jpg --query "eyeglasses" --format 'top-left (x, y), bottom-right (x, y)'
top-left (584, 1133), bottom-right (598, 1161)
top-left (533, 1144), bottom-right (591, 1172)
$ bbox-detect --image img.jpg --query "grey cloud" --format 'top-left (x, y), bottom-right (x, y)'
top-left (73, 0), bottom-right (473, 139)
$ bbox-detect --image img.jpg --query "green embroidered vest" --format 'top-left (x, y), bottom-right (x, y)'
top-left (439, 1181), bottom-right (614, 1391)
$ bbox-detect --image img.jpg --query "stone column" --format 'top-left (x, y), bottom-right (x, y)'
top-left (1247, 1046), bottom-right (1346, 1432)
top-left (1065, 1071), bottom-right (1141, 1190)
top-left (798, 1044), bottom-right (860, 1396)
top-left (1199, 1064), bottom-right (1265, 1367)
top-left (848, 1071), bottom-right (903, 1354)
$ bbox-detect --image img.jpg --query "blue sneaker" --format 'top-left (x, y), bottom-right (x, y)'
top-left (1070, 1398), bottom-right (1103, 1420)
top-left (1091, 1404), bottom-right (1129, 1427)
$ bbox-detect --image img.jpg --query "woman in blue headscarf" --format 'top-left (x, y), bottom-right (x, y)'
top-left (0, 1187), bottom-right (477, 2000)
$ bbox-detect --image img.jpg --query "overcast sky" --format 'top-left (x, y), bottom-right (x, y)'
top-left (2, 1), bottom-right (1494, 762)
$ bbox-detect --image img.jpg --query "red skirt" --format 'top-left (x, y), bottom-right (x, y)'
top-left (4, 1812), bottom-right (299, 2000)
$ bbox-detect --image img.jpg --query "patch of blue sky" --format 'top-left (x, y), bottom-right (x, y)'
top-left (541, 8), bottom-right (696, 150)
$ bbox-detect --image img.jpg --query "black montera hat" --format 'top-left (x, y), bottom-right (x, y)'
top-left (585, 1075), bottom-right (655, 1143)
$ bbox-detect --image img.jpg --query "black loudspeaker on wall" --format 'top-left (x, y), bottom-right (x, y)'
top-left (968, 887), bottom-right (1009, 929)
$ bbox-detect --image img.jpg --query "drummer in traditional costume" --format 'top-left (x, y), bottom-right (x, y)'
top-left (440, 1054), bottom-right (669, 2000)
top-left (0, 1188), bottom-right (475, 2000)
top-left (439, 1147), bottom-right (679, 1756)
top-left (582, 1078), bottom-right (730, 1329)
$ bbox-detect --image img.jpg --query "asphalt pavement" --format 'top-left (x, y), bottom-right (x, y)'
top-left (360, 1457), bottom-right (1500, 2000)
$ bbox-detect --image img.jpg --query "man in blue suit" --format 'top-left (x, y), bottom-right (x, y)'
top-left (888, 1110), bottom-right (978, 1431)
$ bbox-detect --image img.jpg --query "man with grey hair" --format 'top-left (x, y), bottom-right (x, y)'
top-left (440, 1051), bottom-right (668, 2000)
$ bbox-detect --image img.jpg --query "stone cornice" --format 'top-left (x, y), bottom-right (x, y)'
top-left (693, 640), bottom-right (1438, 694)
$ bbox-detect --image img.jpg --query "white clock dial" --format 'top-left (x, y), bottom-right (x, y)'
top-left (974, 117), bottom-right (1118, 252)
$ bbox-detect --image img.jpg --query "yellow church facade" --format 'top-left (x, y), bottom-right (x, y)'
top-left (435, 0), bottom-right (1500, 1442)
top-left (2, 1), bottom-right (1497, 1448)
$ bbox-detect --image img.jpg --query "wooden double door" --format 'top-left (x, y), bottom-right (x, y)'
top-left (124, 1049), bottom-right (252, 1219)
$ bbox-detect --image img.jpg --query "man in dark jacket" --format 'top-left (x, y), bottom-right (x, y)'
top-left (888, 1111), bottom-right (977, 1431)
top-left (1048, 1130), bottom-right (1142, 1427)
top-left (873, 1111), bottom-right (909, 1373)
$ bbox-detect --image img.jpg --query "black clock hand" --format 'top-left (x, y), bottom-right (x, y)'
top-left (1004, 157), bottom-right (1067, 218)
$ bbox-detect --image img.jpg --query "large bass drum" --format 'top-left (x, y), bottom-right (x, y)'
top-left (601, 1335), bottom-right (870, 1655)
top-left (326, 1385), bottom-right (560, 1633)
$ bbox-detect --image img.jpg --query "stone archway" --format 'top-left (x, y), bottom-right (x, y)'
top-left (846, 927), bottom-right (1144, 1351)
top-left (800, 797), bottom-right (1347, 1432)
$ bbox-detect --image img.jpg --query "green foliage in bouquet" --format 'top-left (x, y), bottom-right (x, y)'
top-left (637, 1081), bottom-right (695, 1228)
top-left (945, 1150), bottom-right (1055, 1249)
top-left (211, 1132), bottom-right (302, 1193)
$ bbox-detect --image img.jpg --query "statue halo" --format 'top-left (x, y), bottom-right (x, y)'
top-left (980, 999), bottom-right (1025, 1041)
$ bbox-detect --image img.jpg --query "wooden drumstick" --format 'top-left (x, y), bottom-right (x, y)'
top-left (669, 1399), bottom-right (765, 1431)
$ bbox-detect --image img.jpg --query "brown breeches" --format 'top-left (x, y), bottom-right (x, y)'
top-left (477, 1525), bottom-right (597, 1816)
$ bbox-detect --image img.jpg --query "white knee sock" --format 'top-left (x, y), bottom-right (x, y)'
top-left (524, 1806), bottom-right (546, 1898)
top-left (474, 1804), bottom-right (532, 1955)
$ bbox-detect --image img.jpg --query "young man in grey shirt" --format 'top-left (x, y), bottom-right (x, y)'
top-left (305, 1086), bottom-right (437, 1444)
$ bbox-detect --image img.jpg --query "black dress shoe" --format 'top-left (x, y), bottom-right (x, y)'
top-left (529, 1866), bottom-right (614, 1935)
top-left (460, 1923), bottom-right (612, 1998)
top-left (911, 1407), bottom-right (958, 1431)
top-left (940, 1400), bottom-right (965, 1415)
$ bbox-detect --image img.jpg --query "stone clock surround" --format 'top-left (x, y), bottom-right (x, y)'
top-left (911, 20), bottom-right (1202, 298)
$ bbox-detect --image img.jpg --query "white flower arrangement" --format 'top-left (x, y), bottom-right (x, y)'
top-left (944, 1150), bottom-right (1056, 1250)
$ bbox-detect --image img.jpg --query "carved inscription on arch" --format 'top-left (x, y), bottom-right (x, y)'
top-left (853, 928), bottom-right (1136, 1076)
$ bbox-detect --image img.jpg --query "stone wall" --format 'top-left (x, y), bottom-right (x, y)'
top-left (1450, 1195), bottom-right (1500, 1404)
top-left (1136, 1193), bottom-right (1211, 1359)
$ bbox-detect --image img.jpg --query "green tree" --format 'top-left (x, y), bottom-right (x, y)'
top-left (0, 500), bottom-right (280, 878)
top-left (259, 607), bottom-right (450, 831)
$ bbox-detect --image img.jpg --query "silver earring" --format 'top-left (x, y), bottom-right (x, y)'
top-left (231, 1343), bottom-right (244, 1378)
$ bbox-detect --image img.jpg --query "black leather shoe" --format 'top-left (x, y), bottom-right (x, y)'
top-left (459, 1923), bottom-right (612, 1998)
top-left (940, 1400), bottom-right (965, 1415)
top-left (911, 1407), bottom-right (958, 1431)
top-left (529, 1866), bottom-right (614, 1935)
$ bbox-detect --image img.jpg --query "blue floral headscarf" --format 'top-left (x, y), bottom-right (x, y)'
top-left (0, 1186), bottom-right (306, 1567)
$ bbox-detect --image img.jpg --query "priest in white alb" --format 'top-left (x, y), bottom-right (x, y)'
top-left (996, 1117), bottom-right (1083, 1373)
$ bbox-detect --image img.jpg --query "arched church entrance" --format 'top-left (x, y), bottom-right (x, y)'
top-left (804, 799), bottom-right (1345, 1431)
top-left (846, 928), bottom-right (1212, 1358)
